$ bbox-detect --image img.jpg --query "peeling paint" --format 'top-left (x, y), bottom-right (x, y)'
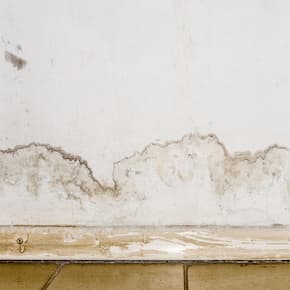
top-left (1, 134), bottom-right (290, 226)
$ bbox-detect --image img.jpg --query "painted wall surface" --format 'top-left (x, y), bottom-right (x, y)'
top-left (1, 0), bottom-right (290, 226)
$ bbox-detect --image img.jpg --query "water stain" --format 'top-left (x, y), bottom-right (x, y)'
top-left (0, 134), bottom-right (289, 199)
top-left (1, 134), bottom-right (290, 226)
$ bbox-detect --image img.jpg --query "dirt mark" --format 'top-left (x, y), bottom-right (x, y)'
top-left (4, 51), bottom-right (27, 70)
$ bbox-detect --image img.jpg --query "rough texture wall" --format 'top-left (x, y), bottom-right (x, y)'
top-left (1, 0), bottom-right (290, 227)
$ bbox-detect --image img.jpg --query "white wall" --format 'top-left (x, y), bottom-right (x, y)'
top-left (1, 0), bottom-right (290, 226)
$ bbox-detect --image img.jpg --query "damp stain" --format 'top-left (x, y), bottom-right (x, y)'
top-left (1, 133), bottom-right (290, 226)
top-left (0, 134), bottom-right (290, 199)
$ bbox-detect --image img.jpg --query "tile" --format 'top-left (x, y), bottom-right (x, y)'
top-left (0, 263), bottom-right (57, 290)
top-left (188, 264), bottom-right (290, 290)
top-left (51, 264), bottom-right (183, 290)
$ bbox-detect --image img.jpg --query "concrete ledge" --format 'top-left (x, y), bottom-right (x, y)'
top-left (0, 226), bottom-right (289, 260)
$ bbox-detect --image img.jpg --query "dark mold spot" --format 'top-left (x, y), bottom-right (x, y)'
top-left (5, 51), bottom-right (27, 70)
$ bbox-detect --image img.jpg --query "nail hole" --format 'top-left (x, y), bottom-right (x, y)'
top-left (16, 238), bottom-right (23, 244)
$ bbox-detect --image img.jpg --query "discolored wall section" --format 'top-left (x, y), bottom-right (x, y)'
top-left (1, 134), bottom-right (290, 226)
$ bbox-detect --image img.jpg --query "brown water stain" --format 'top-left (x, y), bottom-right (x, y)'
top-left (0, 134), bottom-right (290, 201)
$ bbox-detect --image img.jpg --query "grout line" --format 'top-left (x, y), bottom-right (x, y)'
top-left (183, 264), bottom-right (189, 290)
top-left (41, 263), bottom-right (64, 290)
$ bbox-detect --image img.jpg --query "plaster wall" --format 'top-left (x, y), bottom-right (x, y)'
top-left (1, 0), bottom-right (290, 226)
